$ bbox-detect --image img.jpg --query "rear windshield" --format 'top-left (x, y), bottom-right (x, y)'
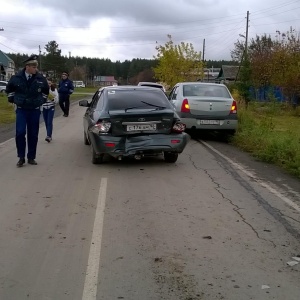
top-left (139, 84), bottom-right (163, 89)
top-left (107, 89), bottom-right (170, 110)
top-left (183, 84), bottom-right (231, 98)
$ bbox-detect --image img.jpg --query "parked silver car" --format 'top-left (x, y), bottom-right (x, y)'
top-left (0, 81), bottom-right (8, 93)
top-left (168, 82), bottom-right (237, 134)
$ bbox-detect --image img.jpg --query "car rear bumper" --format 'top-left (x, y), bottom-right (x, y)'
top-left (89, 132), bottom-right (189, 157)
top-left (181, 117), bottom-right (238, 130)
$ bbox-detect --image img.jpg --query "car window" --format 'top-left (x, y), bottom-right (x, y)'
top-left (169, 86), bottom-right (178, 100)
top-left (96, 91), bottom-right (104, 110)
top-left (90, 91), bottom-right (100, 108)
top-left (107, 89), bottom-right (171, 110)
top-left (139, 84), bottom-right (163, 89)
top-left (183, 84), bottom-right (231, 98)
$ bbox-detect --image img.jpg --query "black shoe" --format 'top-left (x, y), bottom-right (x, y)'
top-left (63, 114), bottom-right (68, 117)
top-left (17, 158), bottom-right (25, 167)
top-left (45, 137), bottom-right (51, 143)
top-left (28, 159), bottom-right (38, 165)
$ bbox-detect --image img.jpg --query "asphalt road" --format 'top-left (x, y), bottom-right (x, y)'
top-left (0, 103), bottom-right (300, 300)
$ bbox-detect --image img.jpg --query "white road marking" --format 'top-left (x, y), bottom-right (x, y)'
top-left (200, 140), bottom-right (300, 213)
top-left (82, 178), bottom-right (108, 300)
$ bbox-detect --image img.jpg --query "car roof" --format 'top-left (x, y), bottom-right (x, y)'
top-left (138, 82), bottom-right (164, 87)
top-left (176, 82), bottom-right (226, 87)
top-left (99, 85), bottom-right (164, 92)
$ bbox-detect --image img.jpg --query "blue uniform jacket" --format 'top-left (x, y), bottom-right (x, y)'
top-left (6, 69), bottom-right (49, 109)
top-left (58, 79), bottom-right (74, 95)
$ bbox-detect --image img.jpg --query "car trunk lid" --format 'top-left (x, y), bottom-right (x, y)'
top-left (187, 96), bottom-right (233, 117)
top-left (109, 109), bottom-right (175, 136)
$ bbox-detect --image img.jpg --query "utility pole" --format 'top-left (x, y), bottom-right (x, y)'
top-left (39, 45), bottom-right (42, 71)
top-left (202, 39), bottom-right (205, 62)
top-left (245, 11), bottom-right (249, 57)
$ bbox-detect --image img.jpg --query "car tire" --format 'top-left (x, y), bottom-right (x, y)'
top-left (84, 132), bottom-right (90, 145)
top-left (164, 152), bottom-right (178, 163)
top-left (226, 129), bottom-right (236, 136)
top-left (91, 145), bottom-right (103, 164)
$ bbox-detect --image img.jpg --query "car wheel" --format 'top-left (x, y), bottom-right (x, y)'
top-left (91, 145), bottom-right (103, 164)
top-left (226, 129), bottom-right (236, 136)
top-left (84, 132), bottom-right (90, 145)
top-left (164, 152), bottom-right (178, 163)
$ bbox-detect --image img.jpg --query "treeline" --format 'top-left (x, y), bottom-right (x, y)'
top-left (7, 40), bottom-right (235, 84)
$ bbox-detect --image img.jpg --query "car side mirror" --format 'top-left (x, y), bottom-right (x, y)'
top-left (79, 100), bottom-right (90, 107)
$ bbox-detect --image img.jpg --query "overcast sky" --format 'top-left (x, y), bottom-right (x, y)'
top-left (1, 0), bottom-right (300, 63)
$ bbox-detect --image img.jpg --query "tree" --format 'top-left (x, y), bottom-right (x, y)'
top-left (44, 40), bottom-right (61, 56)
top-left (42, 41), bottom-right (66, 78)
top-left (230, 40), bottom-right (245, 62)
top-left (153, 35), bottom-right (203, 87)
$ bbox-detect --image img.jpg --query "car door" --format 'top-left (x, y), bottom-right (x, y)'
top-left (83, 90), bottom-right (100, 132)
top-left (169, 85), bottom-right (179, 105)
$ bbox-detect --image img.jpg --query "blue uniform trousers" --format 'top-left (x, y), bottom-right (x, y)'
top-left (15, 108), bottom-right (41, 159)
top-left (59, 94), bottom-right (70, 116)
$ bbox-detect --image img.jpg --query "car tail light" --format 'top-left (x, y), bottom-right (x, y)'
top-left (181, 99), bottom-right (190, 113)
top-left (230, 100), bottom-right (237, 114)
top-left (172, 122), bottom-right (186, 133)
top-left (105, 142), bottom-right (115, 147)
top-left (171, 139), bottom-right (181, 144)
top-left (91, 120), bottom-right (111, 134)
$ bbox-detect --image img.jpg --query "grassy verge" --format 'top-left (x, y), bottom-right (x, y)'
top-left (0, 93), bottom-right (15, 124)
top-left (233, 101), bottom-right (300, 178)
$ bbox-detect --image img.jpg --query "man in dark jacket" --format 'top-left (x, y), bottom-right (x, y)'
top-left (6, 55), bottom-right (49, 167)
top-left (58, 71), bottom-right (74, 117)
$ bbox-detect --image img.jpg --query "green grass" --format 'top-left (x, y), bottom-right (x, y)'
top-left (233, 102), bottom-right (300, 178)
top-left (73, 86), bottom-right (98, 94)
top-left (0, 93), bottom-right (15, 124)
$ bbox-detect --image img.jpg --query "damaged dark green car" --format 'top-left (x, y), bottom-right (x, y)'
top-left (79, 86), bottom-right (188, 164)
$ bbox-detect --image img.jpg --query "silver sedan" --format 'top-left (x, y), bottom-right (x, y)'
top-left (168, 82), bottom-right (238, 134)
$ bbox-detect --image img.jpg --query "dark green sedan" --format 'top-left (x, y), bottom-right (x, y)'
top-left (79, 86), bottom-right (188, 164)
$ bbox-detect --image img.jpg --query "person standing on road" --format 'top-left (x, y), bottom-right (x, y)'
top-left (6, 55), bottom-right (49, 167)
top-left (58, 71), bottom-right (74, 117)
top-left (42, 79), bottom-right (58, 143)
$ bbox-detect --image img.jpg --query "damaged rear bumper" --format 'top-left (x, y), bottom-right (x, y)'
top-left (89, 132), bottom-right (189, 157)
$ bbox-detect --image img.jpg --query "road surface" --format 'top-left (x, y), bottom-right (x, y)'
top-left (0, 102), bottom-right (300, 300)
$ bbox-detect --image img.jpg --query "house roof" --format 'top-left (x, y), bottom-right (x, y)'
top-left (216, 65), bottom-right (240, 80)
top-left (0, 50), bottom-right (13, 67)
top-left (94, 75), bottom-right (117, 82)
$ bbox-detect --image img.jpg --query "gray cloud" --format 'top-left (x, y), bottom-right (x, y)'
top-left (1, 0), bottom-right (299, 61)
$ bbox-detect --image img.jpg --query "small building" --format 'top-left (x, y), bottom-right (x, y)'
top-left (216, 65), bottom-right (240, 83)
top-left (94, 75), bottom-right (118, 86)
top-left (0, 50), bottom-right (15, 81)
top-left (201, 67), bottom-right (221, 82)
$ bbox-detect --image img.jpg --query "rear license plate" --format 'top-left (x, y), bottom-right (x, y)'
top-left (127, 124), bottom-right (157, 131)
top-left (199, 120), bottom-right (220, 125)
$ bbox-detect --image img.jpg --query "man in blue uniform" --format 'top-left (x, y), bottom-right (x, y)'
top-left (58, 71), bottom-right (74, 117)
top-left (6, 55), bottom-right (49, 167)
